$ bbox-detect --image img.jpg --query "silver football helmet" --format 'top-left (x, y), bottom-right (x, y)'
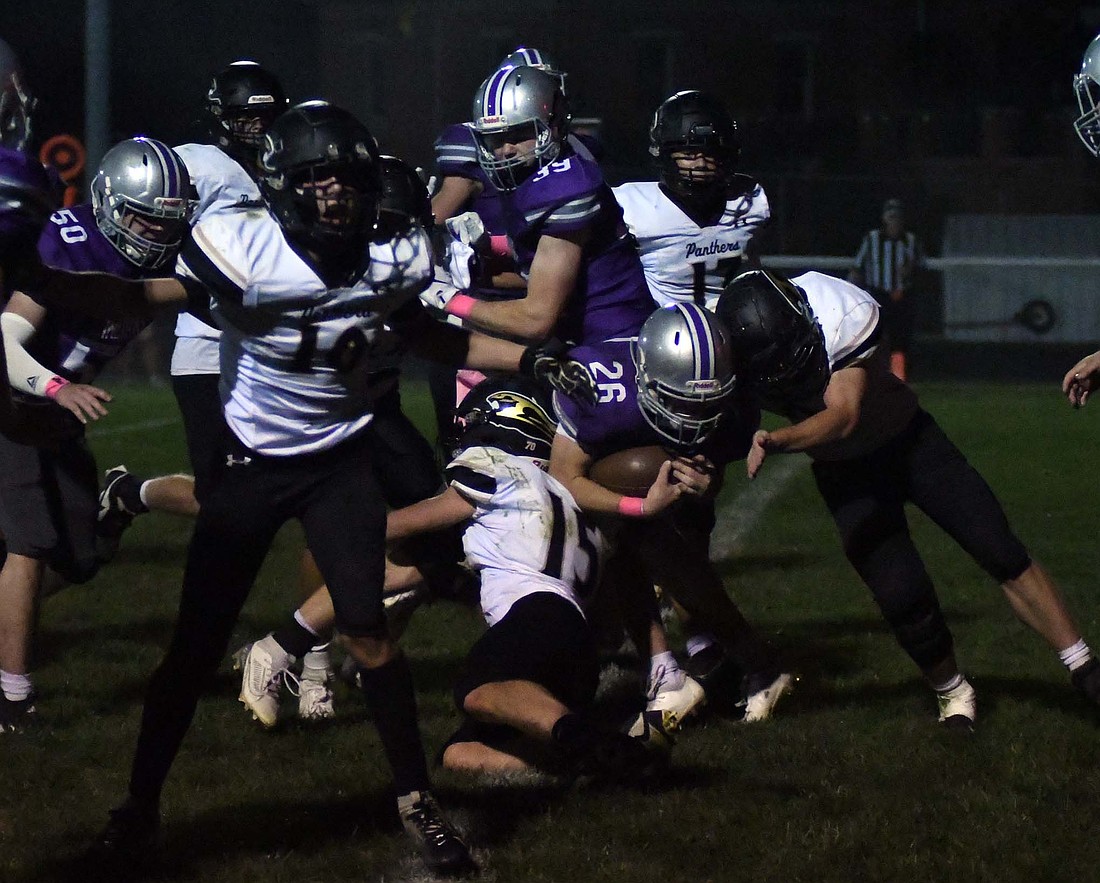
top-left (0, 38), bottom-right (35, 151)
top-left (634, 303), bottom-right (737, 448)
top-left (91, 137), bottom-right (196, 270)
top-left (496, 46), bottom-right (567, 93)
top-left (469, 66), bottom-right (567, 191)
top-left (1075, 33), bottom-right (1100, 156)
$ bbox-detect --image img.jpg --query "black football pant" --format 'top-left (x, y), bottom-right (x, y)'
top-left (811, 409), bottom-right (1030, 671)
top-left (127, 427), bottom-right (430, 805)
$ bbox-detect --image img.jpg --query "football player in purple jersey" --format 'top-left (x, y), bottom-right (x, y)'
top-left (421, 65), bottom-right (654, 348)
top-left (0, 137), bottom-right (194, 733)
top-left (552, 304), bottom-right (792, 737)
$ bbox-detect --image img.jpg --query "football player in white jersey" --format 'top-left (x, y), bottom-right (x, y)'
top-left (1064, 34), bottom-right (1100, 407)
top-left (67, 101), bottom-right (595, 878)
top-left (613, 90), bottom-right (770, 311)
top-left (386, 375), bottom-right (659, 780)
top-left (716, 268), bottom-right (1100, 728)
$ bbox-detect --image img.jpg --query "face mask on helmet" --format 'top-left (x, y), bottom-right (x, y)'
top-left (259, 101), bottom-right (381, 258)
top-left (1075, 34), bottom-right (1100, 157)
top-left (649, 90), bottom-right (739, 202)
top-left (373, 155), bottom-right (432, 241)
top-left (634, 303), bottom-right (737, 449)
top-left (716, 269), bottom-right (830, 401)
top-left (453, 375), bottom-right (557, 465)
top-left (0, 39), bottom-right (35, 152)
top-left (470, 66), bottom-right (566, 191)
top-left (207, 61), bottom-right (288, 164)
top-left (91, 137), bottom-right (196, 270)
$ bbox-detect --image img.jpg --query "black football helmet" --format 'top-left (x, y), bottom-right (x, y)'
top-left (649, 90), bottom-right (740, 202)
top-left (715, 269), bottom-right (830, 401)
top-left (207, 60), bottom-right (288, 167)
top-left (258, 100), bottom-right (381, 259)
top-left (0, 38), bottom-right (35, 152)
top-left (453, 374), bottom-right (557, 464)
top-left (374, 155), bottom-right (432, 241)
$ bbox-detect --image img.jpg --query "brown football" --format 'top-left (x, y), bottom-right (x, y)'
top-left (588, 445), bottom-right (671, 496)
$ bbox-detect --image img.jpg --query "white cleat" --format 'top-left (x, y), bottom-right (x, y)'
top-left (297, 673), bottom-right (335, 721)
top-left (645, 667), bottom-right (706, 730)
top-left (742, 671), bottom-right (794, 723)
top-left (936, 677), bottom-right (976, 731)
top-left (238, 634), bottom-right (291, 728)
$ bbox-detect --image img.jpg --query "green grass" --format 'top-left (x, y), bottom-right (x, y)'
top-left (4, 380), bottom-right (1100, 883)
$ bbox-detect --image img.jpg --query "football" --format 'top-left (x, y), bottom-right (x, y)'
top-left (588, 445), bottom-right (670, 496)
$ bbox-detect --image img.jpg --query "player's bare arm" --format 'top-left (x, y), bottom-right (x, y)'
top-left (748, 365), bottom-right (867, 478)
top-left (463, 227), bottom-right (588, 341)
top-left (385, 486), bottom-right (475, 542)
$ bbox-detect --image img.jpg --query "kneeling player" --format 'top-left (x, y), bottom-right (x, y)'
top-left (388, 375), bottom-right (658, 780)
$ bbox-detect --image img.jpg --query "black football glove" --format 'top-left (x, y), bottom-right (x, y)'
top-left (520, 340), bottom-right (598, 406)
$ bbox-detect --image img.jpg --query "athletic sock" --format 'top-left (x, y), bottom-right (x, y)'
top-left (273, 615), bottom-right (322, 660)
top-left (358, 654), bottom-right (430, 795)
top-left (931, 672), bottom-right (964, 694)
top-left (0, 669), bottom-right (33, 701)
top-left (1059, 638), bottom-right (1093, 673)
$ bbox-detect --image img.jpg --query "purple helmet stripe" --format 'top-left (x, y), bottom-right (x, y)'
top-left (484, 67), bottom-right (512, 118)
top-left (677, 303), bottom-right (714, 379)
top-left (142, 137), bottom-right (181, 199)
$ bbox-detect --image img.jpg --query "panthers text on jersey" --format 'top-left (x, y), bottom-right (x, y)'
top-left (170, 143), bottom-right (263, 374)
top-left (175, 205), bottom-right (432, 456)
top-left (446, 444), bottom-right (604, 627)
top-left (553, 336), bottom-right (759, 462)
top-left (613, 176), bottom-right (769, 310)
top-left (504, 144), bottom-right (655, 345)
top-left (21, 203), bottom-right (149, 389)
top-left (777, 271), bottom-right (920, 459)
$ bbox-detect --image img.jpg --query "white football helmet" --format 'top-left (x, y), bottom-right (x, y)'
top-left (1074, 32), bottom-right (1100, 156)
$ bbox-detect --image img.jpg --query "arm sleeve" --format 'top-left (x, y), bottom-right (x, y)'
top-left (1, 311), bottom-right (56, 396)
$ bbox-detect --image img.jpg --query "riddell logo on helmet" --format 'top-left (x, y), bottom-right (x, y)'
top-left (480, 115), bottom-right (507, 127)
top-left (246, 95), bottom-right (275, 105)
top-left (687, 378), bottom-right (721, 392)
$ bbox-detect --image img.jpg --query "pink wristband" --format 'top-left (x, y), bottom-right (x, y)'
top-left (617, 496), bottom-right (645, 517)
top-left (488, 234), bottom-right (513, 257)
top-left (44, 376), bottom-right (70, 400)
top-left (445, 293), bottom-right (477, 320)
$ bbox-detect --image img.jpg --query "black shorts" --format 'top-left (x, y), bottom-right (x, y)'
top-left (452, 591), bottom-right (598, 715)
top-left (0, 429), bottom-right (100, 582)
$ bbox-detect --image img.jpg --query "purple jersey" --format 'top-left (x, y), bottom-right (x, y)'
top-left (554, 337), bottom-right (759, 463)
top-left (507, 146), bottom-right (655, 345)
top-left (23, 203), bottom-right (149, 382)
top-left (433, 123), bottom-right (511, 236)
top-left (0, 146), bottom-right (56, 273)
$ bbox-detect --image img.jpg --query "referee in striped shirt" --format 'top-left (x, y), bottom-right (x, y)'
top-left (848, 198), bottom-right (925, 381)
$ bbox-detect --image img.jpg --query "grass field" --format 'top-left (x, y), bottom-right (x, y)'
top-left (4, 378), bottom-right (1100, 883)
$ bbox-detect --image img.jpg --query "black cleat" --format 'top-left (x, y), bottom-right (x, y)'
top-left (96, 465), bottom-right (147, 559)
top-left (87, 798), bottom-right (161, 875)
top-left (0, 691), bottom-right (37, 733)
top-left (398, 790), bottom-right (477, 877)
top-left (1072, 657), bottom-right (1100, 706)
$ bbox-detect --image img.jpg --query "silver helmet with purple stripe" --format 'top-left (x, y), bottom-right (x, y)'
top-left (496, 46), bottom-right (567, 93)
top-left (634, 303), bottom-right (736, 448)
top-left (91, 137), bottom-right (195, 269)
top-left (469, 65), bottom-right (567, 191)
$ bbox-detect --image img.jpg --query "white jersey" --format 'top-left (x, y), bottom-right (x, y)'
top-left (786, 271), bottom-right (919, 460)
top-left (447, 445), bottom-right (605, 627)
top-left (170, 144), bottom-right (263, 373)
top-left (175, 205), bottom-right (433, 456)
top-left (613, 177), bottom-right (769, 309)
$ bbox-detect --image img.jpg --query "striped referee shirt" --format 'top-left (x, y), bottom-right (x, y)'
top-left (851, 228), bottom-right (924, 293)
